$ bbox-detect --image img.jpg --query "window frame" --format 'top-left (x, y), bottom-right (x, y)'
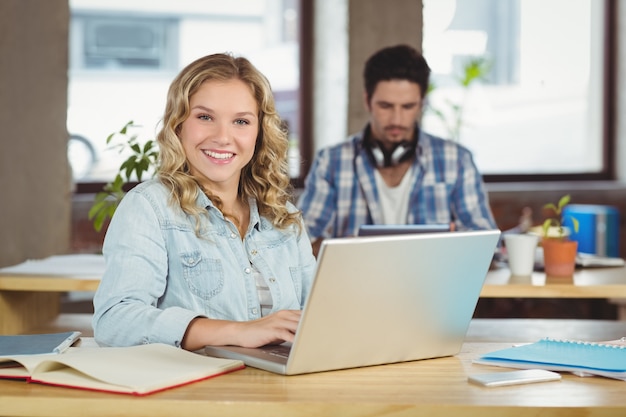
top-left (481, 0), bottom-right (617, 183)
top-left (73, 0), bottom-right (616, 194)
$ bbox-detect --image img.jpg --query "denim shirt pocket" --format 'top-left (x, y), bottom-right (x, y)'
top-left (181, 251), bottom-right (224, 300)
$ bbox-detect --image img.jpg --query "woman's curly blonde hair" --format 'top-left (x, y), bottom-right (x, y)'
top-left (156, 52), bottom-right (300, 232)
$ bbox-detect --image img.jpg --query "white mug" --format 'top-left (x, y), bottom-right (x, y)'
top-left (504, 234), bottom-right (539, 276)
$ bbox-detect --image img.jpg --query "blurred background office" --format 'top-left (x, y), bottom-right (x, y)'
top-left (1, 0), bottom-right (626, 268)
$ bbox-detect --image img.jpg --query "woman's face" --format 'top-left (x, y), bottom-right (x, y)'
top-left (179, 78), bottom-right (259, 193)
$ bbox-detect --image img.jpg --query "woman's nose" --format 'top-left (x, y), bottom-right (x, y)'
top-left (211, 122), bottom-right (231, 145)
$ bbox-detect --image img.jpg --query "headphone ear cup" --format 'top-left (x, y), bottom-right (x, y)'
top-left (369, 143), bottom-right (386, 167)
top-left (390, 144), bottom-right (409, 165)
top-left (366, 139), bottom-right (415, 167)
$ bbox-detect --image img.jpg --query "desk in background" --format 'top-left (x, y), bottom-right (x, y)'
top-left (0, 255), bottom-right (101, 334)
top-left (483, 266), bottom-right (626, 298)
top-left (1, 255), bottom-right (626, 334)
top-left (2, 342), bottom-right (626, 417)
top-left (483, 266), bottom-right (626, 319)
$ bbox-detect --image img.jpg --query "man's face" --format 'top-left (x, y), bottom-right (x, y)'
top-left (365, 80), bottom-right (423, 149)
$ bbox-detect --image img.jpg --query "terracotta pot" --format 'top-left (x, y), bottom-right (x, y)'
top-left (542, 238), bottom-right (578, 277)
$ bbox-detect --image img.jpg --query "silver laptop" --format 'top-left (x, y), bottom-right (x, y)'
top-left (204, 229), bottom-right (501, 375)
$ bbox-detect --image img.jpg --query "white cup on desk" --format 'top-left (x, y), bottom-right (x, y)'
top-left (504, 234), bottom-right (539, 276)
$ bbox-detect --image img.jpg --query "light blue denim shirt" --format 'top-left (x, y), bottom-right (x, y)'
top-left (93, 179), bottom-right (317, 348)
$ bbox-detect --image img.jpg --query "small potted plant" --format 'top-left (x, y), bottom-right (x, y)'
top-left (88, 121), bottom-right (159, 232)
top-left (541, 194), bottom-right (580, 277)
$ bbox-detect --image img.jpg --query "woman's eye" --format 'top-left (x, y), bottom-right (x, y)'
top-left (198, 114), bottom-right (212, 121)
top-left (234, 119), bottom-right (249, 126)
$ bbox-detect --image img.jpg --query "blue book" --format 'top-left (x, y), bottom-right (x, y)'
top-left (0, 331), bottom-right (81, 356)
top-left (475, 337), bottom-right (626, 381)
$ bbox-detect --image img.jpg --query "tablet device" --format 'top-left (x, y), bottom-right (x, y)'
top-left (357, 224), bottom-right (450, 236)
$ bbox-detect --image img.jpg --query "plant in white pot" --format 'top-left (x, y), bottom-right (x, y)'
top-left (541, 194), bottom-right (580, 277)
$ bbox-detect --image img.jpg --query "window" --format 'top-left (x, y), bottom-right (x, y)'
top-left (80, 17), bottom-right (175, 71)
top-left (68, 0), bottom-right (302, 185)
top-left (421, 0), bottom-right (612, 180)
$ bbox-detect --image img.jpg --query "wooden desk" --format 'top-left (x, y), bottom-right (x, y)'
top-left (0, 254), bottom-right (102, 334)
top-left (1, 342), bottom-right (625, 417)
top-left (2, 262), bottom-right (626, 334)
top-left (0, 274), bottom-right (99, 334)
top-left (482, 266), bottom-right (626, 298)
top-left (5, 265), bottom-right (624, 300)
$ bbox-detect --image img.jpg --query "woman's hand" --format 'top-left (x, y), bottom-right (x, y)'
top-left (182, 310), bottom-right (302, 351)
top-left (233, 309), bottom-right (302, 348)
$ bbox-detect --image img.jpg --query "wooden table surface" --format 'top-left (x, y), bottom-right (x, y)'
top-left (2, 264), bottom-right (626, 334)
top-left (2, 265), bottom-right (625, 297)
top-left (0, 274), bottom-right (100, 292)
top-left (1, 342), bottom-right (625, 417)
top-left (482, 265), bottom-right (626, 298)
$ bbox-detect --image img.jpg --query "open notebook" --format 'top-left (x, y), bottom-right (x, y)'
top-left (205, 229), bottom-right (501, 375)
top-left (0, 343), bottom-right (244, 395)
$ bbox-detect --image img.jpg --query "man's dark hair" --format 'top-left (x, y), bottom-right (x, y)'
top-left (363, 44), bottom-right (431, 102)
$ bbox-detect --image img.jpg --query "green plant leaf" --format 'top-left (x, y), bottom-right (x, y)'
top-left (542, 218), bottom-right (555, 237)
top-left (425, 55), bottom-right (492, 141)
top-left (557, 194), bottom-right (571, 210)
top-left (543, 203), bottom-right (558, 214)
top-left (569, 216), bottom-right (580, 233)
top-left (88, 121), bottom-right (158, 231)
top-left (143, 140), bottom-right (154, 153)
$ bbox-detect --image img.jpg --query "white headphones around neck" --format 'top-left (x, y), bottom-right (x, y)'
top-left (364, 123), bottom-right (418, 168)
top-left (368, 140), bottom-right (415, 167)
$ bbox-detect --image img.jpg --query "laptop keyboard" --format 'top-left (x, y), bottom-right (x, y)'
top-left (260, 344), bottom-right (291, 358)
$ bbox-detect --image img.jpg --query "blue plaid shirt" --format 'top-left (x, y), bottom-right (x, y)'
top-left (298, 126), bottom-right (497, 239)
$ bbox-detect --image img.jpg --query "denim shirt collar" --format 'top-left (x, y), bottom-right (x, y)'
top-left (198, 190), bottom-right (264, 233)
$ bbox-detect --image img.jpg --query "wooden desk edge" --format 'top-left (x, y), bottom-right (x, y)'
top-left (2, 397), bottom-right (620, 417)
top-left (480, 284), bottom-right (626, 298)
top-left (1, 342), bottom-right (625, 417)
top-left (0, 276), bottom-right (100, 292)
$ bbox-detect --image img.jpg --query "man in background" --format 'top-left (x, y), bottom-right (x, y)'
top-left (298, 44), bottom-right (497, 256)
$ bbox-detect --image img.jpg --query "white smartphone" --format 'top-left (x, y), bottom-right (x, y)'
top-left (468, 369), bottom-right (562, 387)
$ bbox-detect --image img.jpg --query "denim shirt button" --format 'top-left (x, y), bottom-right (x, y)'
top-left (230, 232), bottom-right (237, 239)
top-left (251, 308), bottom-right (258, 315)
top-left (269, 277), bottom-right (276, 283)
top-left (244, 267), bottom-right (251, 274)
top-left (250, 249), bottom-right (258, 256)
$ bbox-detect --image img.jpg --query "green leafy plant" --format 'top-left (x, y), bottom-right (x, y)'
top-left (88, 121), bottom-right (159, 232)
top-left (541, 194), bottom-right (580, 239)
top-left (427, 56), bottom-right (492, 141)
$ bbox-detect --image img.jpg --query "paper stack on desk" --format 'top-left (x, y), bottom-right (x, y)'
top-left (576, 253), bottom-right (625, 268)
top-left (0, 254), bottom-right (105, 277)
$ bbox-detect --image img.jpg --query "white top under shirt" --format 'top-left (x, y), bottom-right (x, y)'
top-left (252, 266), bottom-right (273, 316)
top-left (374, 165), bottom-right (414, 224)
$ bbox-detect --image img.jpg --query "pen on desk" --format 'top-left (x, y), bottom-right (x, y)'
top-left (53, 331), bottom-right (82, 354)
